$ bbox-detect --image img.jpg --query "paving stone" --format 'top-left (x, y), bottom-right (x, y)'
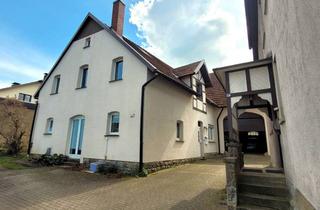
top-left (0, 158), bottom-right (227, 210)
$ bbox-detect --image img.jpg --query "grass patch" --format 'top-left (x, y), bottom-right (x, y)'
top-left (0, 154), bottom-right (28, 170)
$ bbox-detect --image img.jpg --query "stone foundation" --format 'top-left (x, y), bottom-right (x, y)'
top-left (84, 154), bottom-right (219, 176)
top-left (83, 158), bottom-right (139, 175)
top-left (144, 157), bottom-right (199, 174)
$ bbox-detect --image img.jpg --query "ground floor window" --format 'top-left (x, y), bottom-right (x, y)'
top-left (107, 112), bottom-right (120, 135)
top-left (176, 120), bottom-right (184, 141)
top-left (208, 125), bottom-right (214, 142)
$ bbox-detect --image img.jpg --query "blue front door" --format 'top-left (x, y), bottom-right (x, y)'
top-left (69, 117), bottom-right (85, 159)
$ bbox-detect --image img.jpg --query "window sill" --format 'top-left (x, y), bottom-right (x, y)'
top-left (83, 46), bottom-right (90, 49)
top-left (50, 92), bottom-right (58, 95)
top-left (43, 133), bottom-right (52, 136)
top-left (75, 87), bottom-right (87, 90)
top-left (208, 140), bottom-right (215, 143)
top-left (176, 139), bottom-right (184, 142)
top-left (104, 134), bottom-right (119, 137)
top-left (109, 79), bottom-right (123, 83)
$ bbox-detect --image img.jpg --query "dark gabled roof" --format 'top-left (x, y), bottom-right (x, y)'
top-left (35, 13), bottom-right (225, 105)
top-left (173, 60), bottom-right (202, 77)
top-left (206, 73), bottom-right (226, 107)
top-left (244, 0), bottom-right (258, 60)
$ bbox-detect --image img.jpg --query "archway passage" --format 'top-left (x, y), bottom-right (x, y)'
top-left (223, 112), bottom-right (268, 155)
top-left (238, 112), bottom-right (267, 154)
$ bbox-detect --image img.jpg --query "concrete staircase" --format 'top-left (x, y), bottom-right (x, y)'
top-left (237, 171), bottom-right (291, 210)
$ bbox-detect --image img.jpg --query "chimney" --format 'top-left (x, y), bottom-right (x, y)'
top-left (111, 0), bottom-right (125, 36)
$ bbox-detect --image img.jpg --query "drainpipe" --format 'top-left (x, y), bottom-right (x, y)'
top-left (139, 72), bottom-right (158, 172)
top-left (27, 101), bottom-right (39, 155)
top-left (216, 108), bottom-right (224, 154)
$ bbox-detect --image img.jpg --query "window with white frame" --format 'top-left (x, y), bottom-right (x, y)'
top-left (45, 118), bottom-right (54, 134)
top-left (77, 65), bottom-right (88, 88)
top-left (111, 57), bottom-right (123, 81)
top-left (107, 112), bottom-right (120, 135)
top-left (176, 120), bottom-right (184, 141)
top-left (208, 124), bottom-right (214, 142)
top-left (18, 93), bottom-right (32, 102)
top-left (51, 75), bottom-right (60, 94)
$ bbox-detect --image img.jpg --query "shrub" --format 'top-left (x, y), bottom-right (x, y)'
top-left (34, 154), bottom-right (68, 166)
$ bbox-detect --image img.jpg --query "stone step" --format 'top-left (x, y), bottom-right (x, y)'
top-left (237, 204), bottom-right (276, 210)
top-left (239, 182), bottom-right (289, 197)
top-left (239, 193), bottom-right (291, 210)
top-left (239, 172), bottom-right (286, 185)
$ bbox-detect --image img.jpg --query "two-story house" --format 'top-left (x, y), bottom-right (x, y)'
top-left (29, 0), bottom-right (226, 174)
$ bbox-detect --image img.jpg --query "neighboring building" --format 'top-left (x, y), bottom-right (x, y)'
top-left (30, 1), bottom-right (226, 174)
top-left (242, 0), bottom-right (319, 209)
top-left (0, 80), bottom-right (42, 104)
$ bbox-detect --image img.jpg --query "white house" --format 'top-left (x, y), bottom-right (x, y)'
top-left (30, 0), bottom-right (226, 174)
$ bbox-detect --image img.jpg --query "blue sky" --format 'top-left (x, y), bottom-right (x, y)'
top-left (0, 0), bottom-right (252, 88)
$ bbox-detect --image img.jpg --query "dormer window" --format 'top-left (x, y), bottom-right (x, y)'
top-left (84, 37), bottom-right (91, 48)
top-left (196, 81), bottom-right (203, 99)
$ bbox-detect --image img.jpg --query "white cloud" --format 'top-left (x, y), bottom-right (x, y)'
top-left (129, 0), bottom-right (252, 70)
top-left (0, 31), bottom-right (53, 88)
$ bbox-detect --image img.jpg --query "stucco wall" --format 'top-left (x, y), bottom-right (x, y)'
top-left (0, 83), bottom-right (41, 103)
top-left (31, 29), bottom-right (148, 162)
top-left (143, 77), bottom-right (219, 162)
top-left (257, 0), bottom-right (320, 208)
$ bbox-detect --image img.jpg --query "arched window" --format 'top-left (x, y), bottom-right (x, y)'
top-left (69, 115), bottom-right (85, 158)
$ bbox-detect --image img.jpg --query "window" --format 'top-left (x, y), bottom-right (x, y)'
top-left (264, 0), bottom-right (268, 15)
top-left (263, 32), bottom-right (266, 49)
top-left (77, 66), bottom-right (88, 88)
top-left (84, 37), bottom-right (91, 48)
top-left (18, 93), bottom-right (32, 102)
top-left (111, 58), bottom-right (123, 81)
top-left (196, 81), bottom-right (203, 99)
top-left (176, 121), bottom-right (183, 141)
top-left (45, 118), bottom-right (54, 134)
top-left (248, 131), bottom-right (259, 136)
top-left (51, 75), bottom-right (60, 94)
top-left (208, 125), bottom-right (214, 142)
top-left (107, 112), bottom-right (120, 135)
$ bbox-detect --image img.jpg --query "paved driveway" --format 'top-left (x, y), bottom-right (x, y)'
top-left (0, 158), bottom-right (226, 210)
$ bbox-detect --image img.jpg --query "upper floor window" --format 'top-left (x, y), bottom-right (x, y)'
top-left (176, 120), bottom-right (184, 141)
top-left (51, 75), bottom-right (60, 94)
top-left (208, 125), bottom-right (214, 142)
top-left (84, 37), bottom-right (91, 48)
top-left (107, 112), bottom-right (120, 135)
top-left (18, 93), bottom-right (32, 102)
top-left (45, 118), bottom-right (54, 134)
top-left (196, 81), bottom-right (203, 99)
top-left (77, 66), bottom-right (88, 89)
top-left (111, 58), bottom-right (123, 81)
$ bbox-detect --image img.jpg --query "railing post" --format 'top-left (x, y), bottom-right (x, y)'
top-left (225, 141), bottom-right (242, 209)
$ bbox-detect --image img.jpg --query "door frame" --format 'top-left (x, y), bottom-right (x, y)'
top-left (68, 115), bottom-right (85, 159)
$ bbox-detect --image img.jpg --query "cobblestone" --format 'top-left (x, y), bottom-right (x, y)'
top-left (0, 158), bottom-right (226, 210)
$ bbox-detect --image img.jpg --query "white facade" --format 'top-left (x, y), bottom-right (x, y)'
top-left (31, 21), bottom-right (221, 164)
top-left (144, 76), bottom-right (219, 162)
top-left (250, 0), bottom-right (320, 208)
top-left (31, 29), bottom-right (148, 162)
